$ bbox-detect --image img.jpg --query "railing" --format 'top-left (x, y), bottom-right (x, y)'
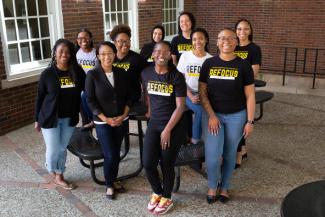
top-left (261, 46), bottom-right (325, 89)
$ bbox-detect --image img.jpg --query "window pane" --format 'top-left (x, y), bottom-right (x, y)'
top-left (110, 0), bottom-right (116, 11)
top-left (38, 0), bottom-right (47, 15)
top-left (105, 14), bottom-right (110, 30)
top-left (3, 0), bottom-right (14, 17)
top-left (166, 24), bottom-right (169, 36)
top-left (171, 9), bottom-right (175, 22)
top-left (117, 13), bottom-right (122, 24)
top-left (42, 39), bottom-right (51, 59)
top-left (5, 20), bottom-right (17, 41)
top-left (111, 13), bottom-right (117, 27)
top-left (40, 18), bottom-right (49, 37)
top-left (123, 0), bottom-right (127, 11)
top-left (15, 0), bottom-right (26, 16)
top-left (27, 0), bottom-right (37, 16)
top-left (29, 18), bottom-right (39, 38)
top-left (164, 0), bottom-right (167, 8)
top-left (17, 19), bottom-right (29, 40)
top-left (105, 0), bottom-right (110, 12)
top-left (8, 44), bottom-right (20, 64)
top-left (32, 41), bottom-right (41, 60)
top-left (123, 12), bottom-right (128, 25)
top-left (117, 1), bottom-right (122, 11)
top-left (21, 42), bottom-right (31, 62)
top-left (173, 23), bottom-right (177, 35)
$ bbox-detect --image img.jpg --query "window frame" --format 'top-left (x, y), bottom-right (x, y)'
top-left (102, 0), bottom-right (139, 49)
top-left (0, 0), bottom-right (64, 80)
top-left (162, 0), bottom-right (184, 41)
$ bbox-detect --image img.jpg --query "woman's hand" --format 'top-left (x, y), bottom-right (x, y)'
top-left (110, 115), bottom-right (125, 127)
top-left (243, 123), bottom-right (254, 139)
top-left (190, 94), bottom-right (200, 104)
top-left (34, 122), bottom-right (40, 132)
top-left (208, 115), bottom-right (221, 136)
top-left (160, 129), bottom-right (171, 150)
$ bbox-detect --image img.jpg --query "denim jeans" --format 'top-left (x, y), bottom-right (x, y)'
top-left (80, 91), bottom-right (93, 125)
top-left (202, 109), bottom-right (247, 190)
top-left (186, 96), bottom-right (203, 141)
top-left (95, 122), bottom-right (127, 187)
top-left (41, 118), bottom-right (75, 174)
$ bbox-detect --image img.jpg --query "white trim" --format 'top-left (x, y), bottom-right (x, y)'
top-left (0, 0), bottom-right (64, 80)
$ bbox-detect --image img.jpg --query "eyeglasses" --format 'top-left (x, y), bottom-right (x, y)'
top-left (116, 40), bottom-right (130, 46)
top-left (217, 37), bottom-right (237, 42)
top-left (77, 37), bottom-right (90, 41)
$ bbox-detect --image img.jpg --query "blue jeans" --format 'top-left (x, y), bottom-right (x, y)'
top-left (186, 96), bottom-right (203, 141)
top-left (95, 122), bottom-right (127, 187)
top-left (80, 91), bottom-right (93, 124)
top-left (41, 118), bottom-right (75, 174)
top-left (202, 109), bottom-right (247, 190)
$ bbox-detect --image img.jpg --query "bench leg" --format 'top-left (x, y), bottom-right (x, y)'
top-left (79, 158), bottom-right (104, 168)
top-left (120, 121), bottom-right (130, 161)
top-left (173, 166), bottom-right (181, 192)
top-left (89, 160), bottom-right (105, 185)
top-left (254, 103), bottom-right (264, 121)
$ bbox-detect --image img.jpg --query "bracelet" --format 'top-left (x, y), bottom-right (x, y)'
top-left (247, 120), bottom-right (254, 125)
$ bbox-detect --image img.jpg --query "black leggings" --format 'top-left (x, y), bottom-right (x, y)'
top-left (143, 116), bottom-right (187, 198)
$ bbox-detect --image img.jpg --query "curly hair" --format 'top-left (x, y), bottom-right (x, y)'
top-left (109, 24), bottom-right (131, 41)
top-left (178, 11), bottom-right (196, 36)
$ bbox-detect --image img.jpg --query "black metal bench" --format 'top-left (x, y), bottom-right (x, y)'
top-left (255, 90), bottom-right (274, 121)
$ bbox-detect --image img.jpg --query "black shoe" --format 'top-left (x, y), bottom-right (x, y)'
top-left (219, 195), bottom-right (229, 204)
top-left (235, 163), bottom-right (241, 169)
top-left (242, 153), bottom-right (248, 160)
top-left (206, 195), bottom-right (217, 204)
top-left (106, 188), bottom-right (115, 200)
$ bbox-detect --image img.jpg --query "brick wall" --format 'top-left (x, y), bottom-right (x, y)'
top-left (192, 0), bottom-right (325, 75)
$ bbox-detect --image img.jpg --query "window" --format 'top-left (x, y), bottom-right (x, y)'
top-left (0, 0), bottom-right (63, 79)
top-left (103, 0), bottom-right (139, 49)
top-left (162, 0), bottom-right (183, 40)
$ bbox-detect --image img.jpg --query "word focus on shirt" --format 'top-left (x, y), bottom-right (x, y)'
top-left (209, 67), bottom-right (239, 80)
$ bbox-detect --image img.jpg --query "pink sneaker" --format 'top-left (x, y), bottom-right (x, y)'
top-left (153, 197), bottom-right (173, 215)
top-left (147, 193), bottom-right (162, 212)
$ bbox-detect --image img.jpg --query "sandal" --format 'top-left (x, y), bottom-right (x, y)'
top-left (106, 187), bottom-right (115, 200)
top-left (54, 180), bottom-right (74, 190)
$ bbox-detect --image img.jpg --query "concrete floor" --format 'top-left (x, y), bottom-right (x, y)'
top-left (1, 77), bottom-right (325, 216)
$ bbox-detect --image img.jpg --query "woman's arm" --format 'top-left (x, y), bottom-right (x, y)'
top-left (243, 84), bottom-right (255, 138)
top-left (160, 96), bottom-right (185, 150)
top-left (199, 82), bottom-right (221, 135)
top-left (252, 64), bottom-right (260, 77)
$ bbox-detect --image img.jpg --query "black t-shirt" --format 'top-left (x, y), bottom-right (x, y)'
top-left (57, 69), bottom-right (78, 118)
top-left (199, 56), bottom-right (254, 114)
top-left (113, 50), bottom-right (147, 101)
top-left (235, 42), bottom-right (262, 66)
top-left (141, 65), bottom-right (186, 122)
top-left (140, 42), bottom-right (155, 63)
top-left (171, 35), bottom-right (192, 61)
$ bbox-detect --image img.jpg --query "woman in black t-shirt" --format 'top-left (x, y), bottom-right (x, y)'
top-left (141, 41), bottom-right (187, 215)
top-left (140, 24), bottom-right (165, 63)
top-left (234, 19), bottom-right (262, 167)
top-left (109, 24), bottom-right (147, 102)
top-left (199, 29), bottom-right (255, 204)
top-left (171, 11), bottom-right (196, 65)
top-left (35, 39), bottom-right (85, 190)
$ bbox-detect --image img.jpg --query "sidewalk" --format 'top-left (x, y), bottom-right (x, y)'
top-left (0, 90), bottom-right (325, 216)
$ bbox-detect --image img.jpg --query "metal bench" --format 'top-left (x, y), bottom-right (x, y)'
top-left (255, 90), bottom-right (274, 121)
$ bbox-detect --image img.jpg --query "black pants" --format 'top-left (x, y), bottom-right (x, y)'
top-left (95, 122), bottom-right (127, 187)
top-left (143, 116), bottom-right (187, 198)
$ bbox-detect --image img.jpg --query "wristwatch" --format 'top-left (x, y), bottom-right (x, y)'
top-left (247, 120), bottom-right (255, 125)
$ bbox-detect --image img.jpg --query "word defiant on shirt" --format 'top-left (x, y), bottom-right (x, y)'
top-left (59, 77), bottom-right (75, 88)
top-left (147, 81), bottom-right (173, 96)
top-left (234, 51), bottom-right (248, 59)
top-left (113, 62), bottom-right (130, 71)
top-left (209, 67), bottom-right (238, 80)
top-left (177, 44), bottom-right (192, 53)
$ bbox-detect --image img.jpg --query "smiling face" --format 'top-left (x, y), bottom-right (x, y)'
top-left (77, 31), bottom-right (92, 50)
top-left (114, 33), bottom-right (131, 56)
top-left (55, 43), bottom-right (71, 66)
top-left (179, 14), bottom-right (192, 33)
top-left (97, 45), bottom-right (115, 69)
top-left (217, 30), bottom-right (237, 55)
top-left (153, 43), bottom-right (171, 66)
top-left (236, 21), bottom-right (251, 42)
top-left (192, 31), bottom-right (207, 52)
top-left (152, 28), bottom-right (163, 43)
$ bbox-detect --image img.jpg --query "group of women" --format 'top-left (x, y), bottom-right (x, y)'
top-left (34, 10), bottom-right (260, 215)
